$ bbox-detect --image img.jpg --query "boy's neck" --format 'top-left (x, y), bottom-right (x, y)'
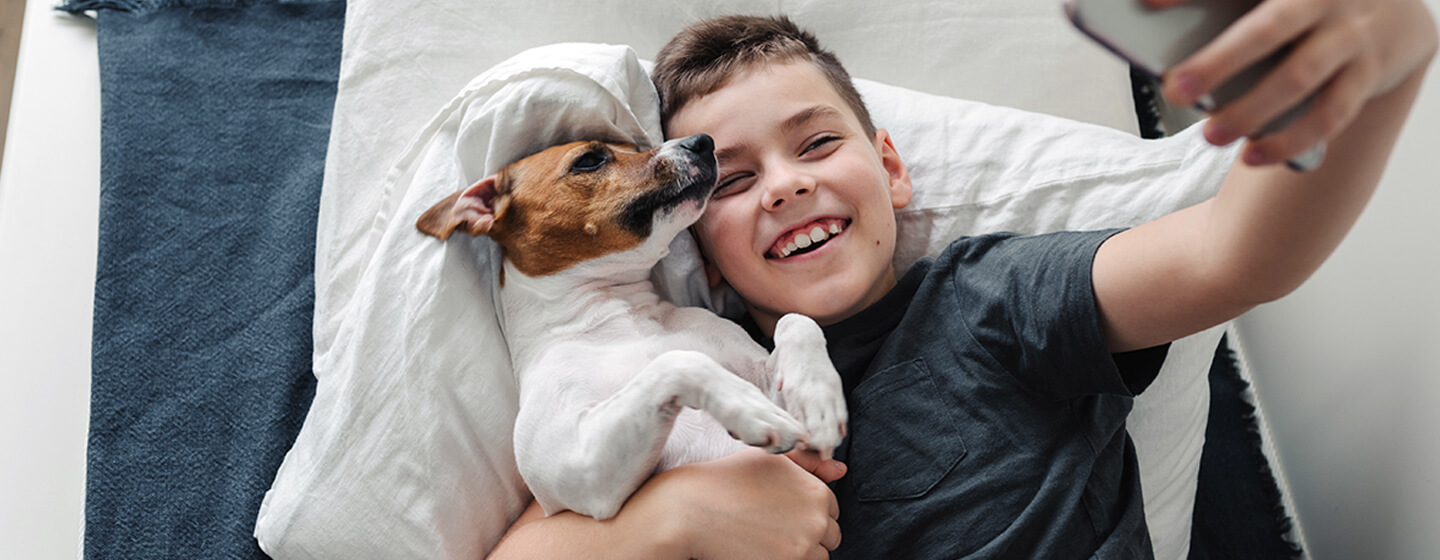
top-left (746, 267), bottom-right (900, 338)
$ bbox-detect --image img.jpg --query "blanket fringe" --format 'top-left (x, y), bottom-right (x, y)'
top-left (56, 0), bottom-right (154, 14)
top-left (1223, 332), bottom-right (1308, 559)
top-left (56, 0), bottom-right (329, 16)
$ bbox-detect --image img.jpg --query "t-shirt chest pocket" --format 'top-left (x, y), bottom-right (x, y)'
top-left (846, 358), bottom-right (968, 502)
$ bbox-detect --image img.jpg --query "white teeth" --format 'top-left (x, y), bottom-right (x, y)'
top-left (773, 221), bottom-right (845, 259)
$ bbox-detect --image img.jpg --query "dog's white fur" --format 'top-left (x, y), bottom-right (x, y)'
top-left (430, 136), bottom-right (847, 520)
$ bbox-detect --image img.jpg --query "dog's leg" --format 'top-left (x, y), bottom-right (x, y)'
top-left (769, 313), bottom-right (849, 459)
top-left (516, 349), bottom-right (807, 520)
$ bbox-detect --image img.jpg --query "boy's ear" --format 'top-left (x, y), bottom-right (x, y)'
top-left (416, 175), bottom-right (503, 240)
top-left (875, 129), bottom-right (913, 209)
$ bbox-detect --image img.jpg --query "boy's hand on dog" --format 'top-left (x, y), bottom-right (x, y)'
top-left (653, 449), bottom-right (841, 560)
top-left (1147, 0), bottom-right (1437, 166)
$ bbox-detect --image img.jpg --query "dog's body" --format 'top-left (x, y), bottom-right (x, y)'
top-left (418, 135), bottom-right (847, 520)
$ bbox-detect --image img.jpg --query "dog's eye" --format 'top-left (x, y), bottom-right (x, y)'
top-left (570, 151), bottom-right (608, 173)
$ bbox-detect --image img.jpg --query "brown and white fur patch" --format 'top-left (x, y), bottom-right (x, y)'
top-left (418, 134), bottom-right (847, 520)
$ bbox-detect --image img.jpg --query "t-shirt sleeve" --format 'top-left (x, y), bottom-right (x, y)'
top-left (942, 230), bottom-right (1139, 400)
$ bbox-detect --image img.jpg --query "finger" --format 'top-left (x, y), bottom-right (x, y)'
top-left (821, 518), bottom-right (842, 551)
top-left (785, 448), bottom-right (823, 472)
top-left (788, 449), bottom-right (848, 483)
top-left (814, 459), bottom-right (847, 484)
top-left (1164, 0), bottom-right (1324, 107)
top-left (1203, 18), bottom-right (1359, 145)
top-left (1242, 59), bottom-right (1370, 166)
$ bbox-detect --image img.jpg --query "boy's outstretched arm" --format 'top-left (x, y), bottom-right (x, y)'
top-left (1094, 0), bottom-right (1437, 352)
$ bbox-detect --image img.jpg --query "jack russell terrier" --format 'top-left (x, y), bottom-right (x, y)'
top-left (416, 134), bottom-right (848, 520)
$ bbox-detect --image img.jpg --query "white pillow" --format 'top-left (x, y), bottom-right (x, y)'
top-left (258, 41), bottom-right (1239, 559)
top-left (255, 43), bottom-right (666, 559)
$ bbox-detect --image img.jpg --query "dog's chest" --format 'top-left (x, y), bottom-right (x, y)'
top-left (536, 304), bottom-right (770, 396)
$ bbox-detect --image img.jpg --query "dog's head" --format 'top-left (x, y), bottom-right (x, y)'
top-left (417, 134), bottom-right (717, 278)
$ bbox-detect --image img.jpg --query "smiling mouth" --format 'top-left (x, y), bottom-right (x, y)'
top-left (766, 218), bottom-right (850, 259)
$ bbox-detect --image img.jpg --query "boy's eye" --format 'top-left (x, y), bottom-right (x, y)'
top-left (802, 135), bottom-right (842, 155)
top-left (712, 173), bottom-right (754, 199)
top-left (570, 151), bottom-right (608, 173)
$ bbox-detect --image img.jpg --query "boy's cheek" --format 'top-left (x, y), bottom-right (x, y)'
top-left (693, 208), bottom-right (742, 255)
top-left (703, 260), bottom-right (724, 289)
top-left (688, 222), bottom-right (732, 287)
top-left (689, 220), bottom-right (720, 258)
top-left (694, 200), bottom-right (772, 275)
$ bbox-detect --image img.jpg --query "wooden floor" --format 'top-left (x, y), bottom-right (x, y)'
top-left (1, 0), bottom-right (26, 177)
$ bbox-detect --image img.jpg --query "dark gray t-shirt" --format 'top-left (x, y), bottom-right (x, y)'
top-left (809, 230), bottom-right (1163, 559)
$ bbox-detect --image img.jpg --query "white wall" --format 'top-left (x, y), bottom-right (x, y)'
top-left (0, 3), bottom-right (99, 560)
top-left (1239, 1), bottom-right (1440, 558)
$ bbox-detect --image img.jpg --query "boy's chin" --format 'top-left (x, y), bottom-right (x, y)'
top-left (736, 265), bottom-right (897, 334)
top-left (746, 296), bottom-right (858, 335)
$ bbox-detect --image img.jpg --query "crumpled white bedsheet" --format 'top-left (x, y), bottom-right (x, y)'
top-left (258, 2), bottom-right (1242, 559)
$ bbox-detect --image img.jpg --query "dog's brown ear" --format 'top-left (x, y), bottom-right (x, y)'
top-left (417, 176), bottom-right (501, 240)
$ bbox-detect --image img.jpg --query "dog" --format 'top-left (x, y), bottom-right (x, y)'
top-left (416, 134), bottom-right (847, 520)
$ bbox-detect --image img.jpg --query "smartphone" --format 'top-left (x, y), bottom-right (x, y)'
top-left (1064, 0), bottom-right (1325, 171)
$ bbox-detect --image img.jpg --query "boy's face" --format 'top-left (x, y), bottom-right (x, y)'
top-left (668, 61), bottom-right (913, 335)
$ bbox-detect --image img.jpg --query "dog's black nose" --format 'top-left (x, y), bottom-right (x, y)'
top-left (678, 133), bottom-right (714, 156)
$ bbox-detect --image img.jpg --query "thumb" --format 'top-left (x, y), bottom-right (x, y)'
top-left (785, 449), bottom-right (848, 483)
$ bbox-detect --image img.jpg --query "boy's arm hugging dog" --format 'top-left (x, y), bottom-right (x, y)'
top-left (487, 0), bottom-right (1437, 559)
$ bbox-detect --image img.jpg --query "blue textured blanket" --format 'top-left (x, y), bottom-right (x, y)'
top-left (58, 1), bottom-right (343, 558)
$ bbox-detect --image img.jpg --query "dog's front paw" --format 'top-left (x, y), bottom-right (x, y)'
top-left (772, 314), bottom-right (848, 459)
top-left (781, 365), bottom-right (848, 459)
top-left (708, 384), bottom-right (808, 454)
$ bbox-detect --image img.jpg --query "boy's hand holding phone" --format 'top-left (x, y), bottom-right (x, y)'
top-left (1148, 0), bottom-right (1438, 167)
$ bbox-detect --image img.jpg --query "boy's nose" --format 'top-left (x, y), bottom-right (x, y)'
top-left (761, 166), bottom-right (814, 211)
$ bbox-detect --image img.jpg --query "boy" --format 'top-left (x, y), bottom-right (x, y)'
top-left (490, 1), bottom-right (1437, 558)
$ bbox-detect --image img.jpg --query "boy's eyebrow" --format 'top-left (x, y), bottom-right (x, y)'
top-left (715, 143), bottom-right (750, 169)
top-left (781, 105), bottom-right (844, 134)
top-left (714, 105), bottom-right (844, 167)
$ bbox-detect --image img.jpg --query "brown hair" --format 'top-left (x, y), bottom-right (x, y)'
top-left (652, 15), bottom-right (876, 139)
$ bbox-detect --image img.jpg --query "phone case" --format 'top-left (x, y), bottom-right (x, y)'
top-left (1065, 0), bottom-right (1324, 170)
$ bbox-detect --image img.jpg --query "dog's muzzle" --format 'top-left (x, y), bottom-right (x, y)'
top-left (617, 134), bottom-right (718, 237)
